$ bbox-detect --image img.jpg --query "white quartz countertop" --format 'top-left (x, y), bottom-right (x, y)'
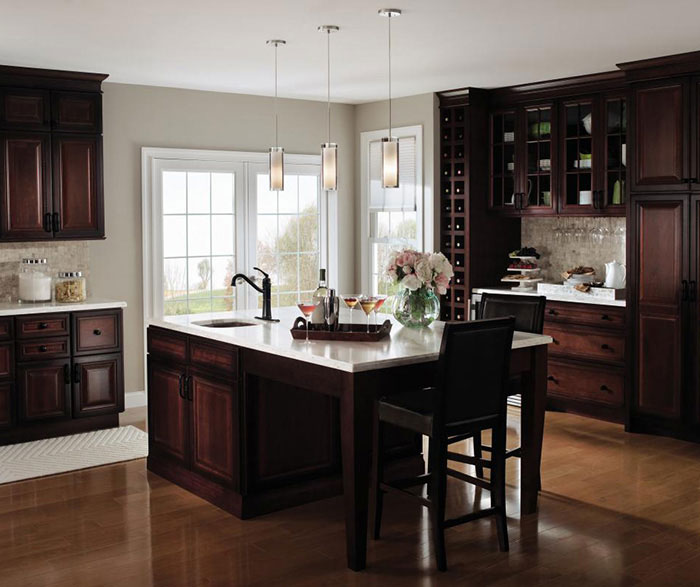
top-left (473, 286), bottom-right (627, 307)
top-left (0, 298), bottom-right (127, 316)
top-left (149, 306), bottom-right (552, 373)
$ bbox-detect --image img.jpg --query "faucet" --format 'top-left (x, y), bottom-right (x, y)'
top-left (231, 267), bottom-right (279, 322)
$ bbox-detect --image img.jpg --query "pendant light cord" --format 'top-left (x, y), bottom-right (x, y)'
top-left (388, 14), bottom-right (392, 138)
top-left (327, 30), bottom-right (331, 144)
top-left (274, 42), bottom-right (279, 147)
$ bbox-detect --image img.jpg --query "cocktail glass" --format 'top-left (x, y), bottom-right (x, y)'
top-left (341, 294), bottom-right (360, 327)
top-left (359, 297), bottom-right (377, 333)
top-left (372, 295), bottom-right (387, 328)
top-left (296, 299), bottom-right (320, 344)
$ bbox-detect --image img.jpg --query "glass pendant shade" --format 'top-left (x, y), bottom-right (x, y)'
top-left (381, 137), bottom-right (399, 188)
top-left (321, 143), bottom-right (338, 191)
top-left (269, 147), bottom-right (284, 191)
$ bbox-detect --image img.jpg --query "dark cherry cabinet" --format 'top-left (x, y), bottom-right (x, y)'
top-left (72, 353), bottom-right (123, 417)
top-left (0, 66), bottom-right (107, 241)
top-left (691, 195), bottom-right (700, 427)
top-left (0, 382), bottom-right (13, 429)
top-left (52, 134), bottom-right (103, 238)
top-left (0, 132), bottom-right (52, 239)
top-left (17, 359), bottom-right (71, 423)
top-left (148, 360), bottom-right (188, 464)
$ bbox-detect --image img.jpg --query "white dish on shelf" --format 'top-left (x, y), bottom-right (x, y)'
top-left (507, 267), bottom-right (540, 273)
top-left (508, 255), bottom-right (538, 262)
top-left (501, 277), bottom-right (543, 285)
top-left (574, 159), bottom-right (592, 169)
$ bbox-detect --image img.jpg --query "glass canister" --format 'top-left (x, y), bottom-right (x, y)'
top-left (55, 271), bottom-right (87, 303)
top-left (18, 258), bottom-right (52, 303)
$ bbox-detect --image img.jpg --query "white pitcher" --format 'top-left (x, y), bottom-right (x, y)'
top-left (604, 261), bottom-right (626, 289)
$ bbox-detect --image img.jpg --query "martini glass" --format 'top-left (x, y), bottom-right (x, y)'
top-left (342, 294), bottom-right (360, 328)
top-left (372, 295), bottom-right (387, 328)
top-left (296, 299), bottom-right (320, 344)
top-left (359, 297), bottom-right (377, 333)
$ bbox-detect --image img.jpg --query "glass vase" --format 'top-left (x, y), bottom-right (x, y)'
top-left (392, 286), bottom-right (440, 329)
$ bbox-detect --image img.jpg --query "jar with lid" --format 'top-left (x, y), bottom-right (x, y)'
top-left (55, 272), bottom-right (87, 303)
top-left (18, 258), bottom-right (52, 303)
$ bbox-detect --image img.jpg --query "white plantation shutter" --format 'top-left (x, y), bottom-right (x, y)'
top-left (369, 135), bottom-right (417, 212)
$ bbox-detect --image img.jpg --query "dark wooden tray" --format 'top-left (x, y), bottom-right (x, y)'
top-left (291, 317), bottom-right (392, 341)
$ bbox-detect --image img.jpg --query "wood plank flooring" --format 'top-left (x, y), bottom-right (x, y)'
top-left (2, 407), bottom-right (700, 586)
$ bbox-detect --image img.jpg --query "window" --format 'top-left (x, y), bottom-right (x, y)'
top-left (360, 125), bottom-right (425, 296)
top-left (143, 149), bottom-right (334, 321)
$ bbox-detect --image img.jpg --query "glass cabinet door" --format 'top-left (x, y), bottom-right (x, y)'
top-left (602, 96), bottom-right (627, 211)
top-left (522, 105), bottom-right (555, 212)
top-left (490, 111), bottom-right (517, 211)
top-left (561, 98), bottom-right (596, 213)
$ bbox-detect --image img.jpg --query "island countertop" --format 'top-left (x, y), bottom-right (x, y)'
top-left (149, 306), bottom-right (552, 373)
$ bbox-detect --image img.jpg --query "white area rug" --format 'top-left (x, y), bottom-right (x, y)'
top-left (0, 425), bottom-right (148, 484)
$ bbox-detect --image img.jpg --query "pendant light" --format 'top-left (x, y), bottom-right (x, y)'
top-left (318, 25), bottom-right (339, 191)
top-left (378, 8), bottom-right (401, 188)
top-left (267, 39), bottom-right (286, 191)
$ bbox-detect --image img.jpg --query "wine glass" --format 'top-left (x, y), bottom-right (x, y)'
top-left (341, 294), bottom-right (360, 327)
top-left (296, 299), bottom-right (320, 344)
top-left (372, 295), bottom-right (387, 328)
top-left (359, 297), bottom-right (377, 333)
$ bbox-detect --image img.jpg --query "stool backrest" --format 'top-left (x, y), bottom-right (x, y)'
top-left (478, 293), bottom-right (546, 334)
top-left (436, 317), bottom-right (515, 429)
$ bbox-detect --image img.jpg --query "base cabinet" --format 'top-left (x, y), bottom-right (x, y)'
top-left (0, 382), bottom-right (13, 429)
top-left (17, 359), bottom-right (71, 422)
top-left (72, 353), bottom-right (123, 417)
top-left (148, 360), bottom-right (188, 464)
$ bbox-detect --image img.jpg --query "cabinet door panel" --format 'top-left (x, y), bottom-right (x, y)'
top-left (51, 92), bottom-right (101, 133)
top-left (148, 360), bottom-right (188, 464)
top-left (0, 382), bottom-right (13, 429)
top-left (72, 354), bottom-right (123, 417)
top-left (0, 132), bottom-right (51, 239)
top-left (52, 134), bottom-right (103, 238)
top-left (633, 82), bottom-right (687, 190)
top-left (634, 197), bottom-right (687, 420)
top-left (190, 371), bottom-right (238, 487)
top-left (17, 360), bottom-right (71, 422)
top-left (691, 195), bottom-right (700, 426)
top-left (0, 342), bottom-right (12, 378)
top-left (1, 89), bottom-right (50, 130)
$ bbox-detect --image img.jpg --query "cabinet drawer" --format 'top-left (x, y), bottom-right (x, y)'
top-left (16, 314), bottom-right (70, 338)
top-left (545, 302), bottom-right (626, 329)
top-left (0, 343), bottom-right (12, 378)
top-left (547, 360), bottom-right (624, 406)
top-left (73, 311), bottom-right (121, 355)
top-left (17, 337), bottom-right (70, 361)
top-left (190, 337), bottom-right (238, 374)
top-left (148, 327), bottom-right (187, 362)
top-left (0, 318), bottom-right (12, 340)
top-left (544, 324), bottom-right (625, 364)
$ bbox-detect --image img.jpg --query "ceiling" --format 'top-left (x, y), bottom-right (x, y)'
top-left (2, 0), bottom-right (700, 104)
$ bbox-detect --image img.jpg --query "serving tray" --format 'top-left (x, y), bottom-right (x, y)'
top-left (291, 317), bottom-right (392, 342)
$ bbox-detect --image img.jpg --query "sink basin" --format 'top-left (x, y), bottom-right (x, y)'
top-left (193, 319), bottom-right (258, 328)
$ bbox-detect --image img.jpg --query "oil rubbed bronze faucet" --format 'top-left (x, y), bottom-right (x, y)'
top-left (231, 267), bottom-right (279, 322)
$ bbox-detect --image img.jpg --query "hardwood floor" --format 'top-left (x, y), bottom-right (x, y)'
top-left (2, 407), bottom-right (700, 586)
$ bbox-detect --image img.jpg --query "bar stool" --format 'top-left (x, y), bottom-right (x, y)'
top-left (371, 317), bottom-right (515, 571)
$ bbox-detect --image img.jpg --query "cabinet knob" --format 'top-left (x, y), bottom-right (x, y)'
top-left (38, 322), bottom-right (49, 330)
top-left (93, 329), bottom-right (102, 336)
top-left (552, 338), bottom-right (559, 345)
top-left (600, 385), bottom-right (612, 393)
top-left (39, 345), bottom-right (47, 352)
top-left (548, 309), bottom-right (557, 316)
top-left (601, 314), bottom-right (611, 321)
top-left (601, 343), bottom-right (611, 350)
top-left (547, 375), bottom-right (558, 384)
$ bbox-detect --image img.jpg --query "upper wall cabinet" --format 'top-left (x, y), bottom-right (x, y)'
top-left (0, 66), bottom-right (108, 241)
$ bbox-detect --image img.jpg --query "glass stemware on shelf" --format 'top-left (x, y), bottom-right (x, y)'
top-left (341, 294), bottom-right (360, 326)
top-left (358, 296), bottom-right (377, 333)
top-left (296, 299), bottom-right (320, 344)
top-left (372, 295), bottom-right (387, 328)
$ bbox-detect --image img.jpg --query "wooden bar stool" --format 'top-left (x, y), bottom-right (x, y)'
top-left (371, 317), bottom-right (515, 571)
top-left (473, 293), bottom-right (546, 478)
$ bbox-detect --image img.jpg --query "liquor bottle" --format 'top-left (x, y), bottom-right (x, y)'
top-left (310, 268), bottom-right (328, 325)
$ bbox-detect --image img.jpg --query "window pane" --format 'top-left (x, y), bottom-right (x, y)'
top-left (211, 172), bottom-right (234, 213)
top-left (257, 174), bottom-right (277, 214)
top-left (278, 254), bottom-right (299, 292)
top-left (211, 215), bottom-right (234, 255)
top-left (390, 211), bottom-right (417, 239)
top-left (163, 215), bottom-right (186, 258)
top-left (277, 215), bottom-right (298, 253)
top-left (188, 257), bottom-right (212, 307)
top-left (257, 215), bottom-right (277, 252)
top-left (212, 256), bottom-right (234, 295)
top-left (299, 213), bottom-right (318, 252)
top-left (163, 171), bottom-right (186, 214)
top-left (299, 176), bottom-right (318, 212)
top-left (374, 211), bottom-right (391, 239)
top-left (164, 301), bottom-right (188, 316)
top-left (188, 216), bottom-right (211, 256)
top-left (299, 253), bottom-right (319, 292)
top-left (187, 172), bottom-right (210, 214)
top-left (279, 176), bottom-right (299, 213)
top-left (163, 258), bottom-right (186, 300)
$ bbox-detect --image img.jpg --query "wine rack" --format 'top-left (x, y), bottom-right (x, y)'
top-left (438, 88), bottom-right (521, 322)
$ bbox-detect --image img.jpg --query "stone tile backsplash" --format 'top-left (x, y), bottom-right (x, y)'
top-left (0, 242), bottom-right (89, 302)
top-left (521, 217), bottom-right (626, 283)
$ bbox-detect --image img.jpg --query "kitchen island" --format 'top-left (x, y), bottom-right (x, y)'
top-left (147, 307), bottom-right (551, 571)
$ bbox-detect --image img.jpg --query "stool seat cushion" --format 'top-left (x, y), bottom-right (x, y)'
top-left (378, 388), bottom-right (436, 436)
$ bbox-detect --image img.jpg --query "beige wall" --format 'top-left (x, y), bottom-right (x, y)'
top-left (353, 93), bottom-right (439, 286)
top-left (94, 83), bottom-right (355, 393)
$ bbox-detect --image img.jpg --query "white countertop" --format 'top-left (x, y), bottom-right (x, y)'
top-left (149, 306), bottom-right (552, 373)
top-left (473, 286), bottom-right (627, 307)
top-left (0, 298), bottom-right (127, 316)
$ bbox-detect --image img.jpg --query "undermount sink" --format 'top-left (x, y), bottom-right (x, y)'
top-left (193, 319), bottom-right (258, 328)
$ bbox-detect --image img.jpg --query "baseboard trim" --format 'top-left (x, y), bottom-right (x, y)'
top-left (125, 391), bottom-right (147, 409)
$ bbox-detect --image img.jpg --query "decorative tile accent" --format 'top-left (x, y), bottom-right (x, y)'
top-left (521, 217), bottom-right (626, 283)
top-left (0, 243), bottom-right (89, 302)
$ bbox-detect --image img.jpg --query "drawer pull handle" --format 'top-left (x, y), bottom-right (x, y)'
top-left (548, 309), bottom-right (557, 315)
top-left (552, 338), bottom-right (559, 345)
top-left (601, 343), bottom-right (612, 350)
top-left (39, 345), bottom-right (48, 352)
top-left (601, 314), bottom-right (611, 321)
top-left (38, 322), bottom-right (49, 330)
top-left (93, 329), bottom-right (102, 336)
top-left (547, 375), bottom-right (558, 384)
top-left (600, 385), bottom-right (612, 393)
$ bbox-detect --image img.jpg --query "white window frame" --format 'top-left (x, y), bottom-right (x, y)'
top-left (359, 125), bottom-right (428, 294)
top-left (142, 147), bottom-right (338, 322)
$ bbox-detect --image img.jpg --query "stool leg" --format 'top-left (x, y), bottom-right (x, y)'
top-left (473, 432), bottom-right (484, 479)
top-left (430, 435), bottom-right (448, 571)
top-left (372, 420), bottom-right (385, 540)
top-left (491, 422), bottom-right (509, 552)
